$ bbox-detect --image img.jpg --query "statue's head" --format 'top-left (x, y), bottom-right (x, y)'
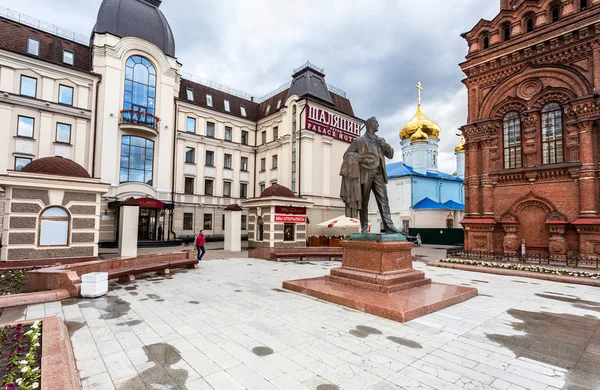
top-left (365, 117), bottom-right (379, 134)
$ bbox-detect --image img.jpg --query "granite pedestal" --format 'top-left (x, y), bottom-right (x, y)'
top-left (283, 233), bottom-right (477, 322)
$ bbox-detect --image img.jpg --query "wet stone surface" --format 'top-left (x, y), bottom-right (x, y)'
top-left (251, 346), bottom-right (274, 356)
top-left (12, 257), bottom-right (599, 390)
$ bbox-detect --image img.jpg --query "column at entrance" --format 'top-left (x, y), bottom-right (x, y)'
top-left (119, 204), bottom-right (139, 257)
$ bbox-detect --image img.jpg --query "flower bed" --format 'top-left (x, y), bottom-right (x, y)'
top-left (441, 258), bottom-right (600, 279)
top-left (0, 320), bottom-right (41, 390)
top-left (0, 267), bottom-right (52, 296)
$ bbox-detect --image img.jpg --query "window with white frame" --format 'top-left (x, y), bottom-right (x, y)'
top-left (38, 207), bottom-right (70, 247)
top-left (223, 181), bottom-right (232, 197)
top-left (240, 105), bottom-right (247, 117)
top-left (58, 85), bottom-right (74, 105)
top-left (63, 50), bottom-right (74, 65)
top-left (186, 88), bottom-right (194, 101)
top-left (27, 38), bottom-right (39, 56)
top-left (206, 94), bottom-right (213, 107)
top-left (224, 100), bottom-right (230, 112)
top-left (20, 76), bottom-right (37, 98)
top-left (276, 99), bottom-right (282, 109)
top-left (186, 117), bottom-right (196, 133)
top-left (265, 105), bottom-right (271, 115)
top-left (206, 122), bottom-right (215, 137)
top-left (225, 126), bottom-right (232, 141)
top-left (17, 116), bottom-right (34, 138)
top-left (56, 123), bottom-right (71, 144)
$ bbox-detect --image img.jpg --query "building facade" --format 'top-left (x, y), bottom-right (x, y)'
top-left (460, 0), bottom-right (600, 256)
top-left (368, 94), bottom-right (465, 234)
top-left (0, 0), bottom-right (361, 259)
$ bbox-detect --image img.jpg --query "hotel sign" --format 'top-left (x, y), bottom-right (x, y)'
top-left (305, 105), bottom-right (362, 143)
top-left (274, 215), bottom-right (306, 223)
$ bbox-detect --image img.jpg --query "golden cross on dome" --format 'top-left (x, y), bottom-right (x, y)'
top-left (416, 81), bottom-right (423, 106)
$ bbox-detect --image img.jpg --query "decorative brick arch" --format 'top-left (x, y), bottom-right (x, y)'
top-left (509, 191), bottom-right (556, 215)
top-left (490, 97), bottom-right (528, 119)
top-left (530, 87), bottom-right (575, 110)
top-left (479, 64), bottom-right (591, 119)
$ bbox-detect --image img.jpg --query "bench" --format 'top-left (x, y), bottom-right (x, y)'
top-left (106, 260), bottom-right (199, 282)
top-left (271, 248), bottom-right (344, 262)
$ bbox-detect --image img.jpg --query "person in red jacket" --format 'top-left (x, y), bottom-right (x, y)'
top-left (193, 230), bottom-right (206, 260)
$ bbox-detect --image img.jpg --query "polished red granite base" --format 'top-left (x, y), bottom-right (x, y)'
top-left (283, 237), bottom-right (477, 322)
top-left (283, 277), bottom-right (477, 322)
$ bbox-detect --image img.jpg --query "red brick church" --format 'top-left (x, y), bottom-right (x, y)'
top-left (460, 0), bottom-right (600, 257)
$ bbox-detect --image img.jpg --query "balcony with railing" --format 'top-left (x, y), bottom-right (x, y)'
top-left (119, 109), bottom-right (160, 135)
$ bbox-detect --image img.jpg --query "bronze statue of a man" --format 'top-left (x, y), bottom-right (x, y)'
top-left (340, 117), bottom-right (400, 234)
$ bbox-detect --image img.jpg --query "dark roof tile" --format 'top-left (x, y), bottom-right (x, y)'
top-left (0, 16), bottom-right (91, 73)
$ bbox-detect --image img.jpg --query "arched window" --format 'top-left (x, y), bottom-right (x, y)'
top-left (503, 112), bottom-right (522, 169)
top-left (482, 34), bottom-right (490, 49)
top-left (38, 207), bottom-right (70, 247)
top-left (581, 0), bottom-right (588, 11)
top-left (123, 55), bottom-right (157, 127)
top-left (541, 103), bottom-right (564, 164)
top-left (551, 5), bottom-right (561, 22)
top-left (502, 23), bottom-right (511, 41)
top-left (120, 135), bottom-right (154, 185)
top-left (524, 13), bottom-right (535, 32)
top-left (257, 217), bottom-right (264, 241)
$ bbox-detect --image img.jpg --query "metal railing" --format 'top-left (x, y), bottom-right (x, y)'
top-left (0, 6), bottom-right (89, 45)
top-left (119, 110), bottom-right (160, 131)
top-left (446, 248), bottom-right (600, 269)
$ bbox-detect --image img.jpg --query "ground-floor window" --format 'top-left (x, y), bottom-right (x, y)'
top-left (284, 223), bottom-right (295, 241)
top-left (257, 217), bottom-right (264, 241)
top-left (446, 218), bottom-right (454, 229)
top-left (120, 136), bottom-right (154, 185)
top-left (38, 207), bottom-right (70, 246)
top-left (204, 214), bottom-right (212, 230)
top-left (241, 215), bottom-right (247, 230)
top-left (183, 213), bottom-right (193, 230)
top-left (402, 220), bottom-right (410, 234)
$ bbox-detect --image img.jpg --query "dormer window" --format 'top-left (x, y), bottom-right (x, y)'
top-left (502, 23), bottom-right (511, 41)
top-left (63, 50), bottom-right (74, 65)
top-left (276, 99), bottom-right (282, 109)
top-left (240, 105), bottom-right (247, 117)
top-left (482, 34), bottom-right (490, 49)
top-left (224, 99), bottom-right (230, 112)
top-left (206, 94), bottom-right (213, 107)
top-left (265, 105), bottom-right (271, 115)
top-left (27, 38), bottom-right (39, 56)
top-left (581, 0), bottom-right (588, 10)
top-left (186, 88), bottom-right (194, 101)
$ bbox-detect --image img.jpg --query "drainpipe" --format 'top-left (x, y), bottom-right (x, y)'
top-left (91, 75), bottom-right (102, 178)
top-left (298, 103), bottom-right (307, 197)
top-left (253, 109), bottom-right (258, 198)
top-left (170, 98), bottom-right (178, 240)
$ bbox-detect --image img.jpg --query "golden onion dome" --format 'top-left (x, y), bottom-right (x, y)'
top-left (455, 136), bottom-right (465, 153)
top-left (410, 126), bottom-right (429, 143)
top-left (400, 105), bottom-right (441, 141)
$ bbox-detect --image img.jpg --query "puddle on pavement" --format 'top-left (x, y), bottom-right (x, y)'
top-left (156, 299), bottom-right (165, 302)
top-left (93, 296), bottom-right (131, 320)
top-left (139, 298), bottom-right (149, 301)
top-left (478, 294), bottom-right (494, 298)
top-left (486, 308), bottom-right (600, 388)
top-left (471, 280), bottom-right (489, 283)
top-left (511, 280), bottom-right (528, 283)
top-left (349, 325), bottom-right (382, 338)
top-left (316, 384), bottom-right (340, 390)
top-left (61, 298), bottom-right (78, 306)
top-left (129, 292), bottom-right (139, 296)
top-left (294, 261), bottom-right (316, 265)
top-left (387, 336), bottom-right (423, 349)
top-left (252, 346), bottom-right (274, 356)
top-left (271, 288), bottom-right (289, 293)
top-left (272, 269), bottom-right (278, 271)
top-left (124, 286), bottom-right (137, 291)
top-left (535, 293), bottom-right (600, 312)
top-left (146, 294), bottom-right (161, 300)
top-left (247, 264), bottom-right (253, 266)
top-left (121, 343), bottom-right (190, 389)
top-left (65, 321), bottom-right (85, 337)
top-left (117, 320), bottom-right (143, 327)
top-left (188, 301), bottom-right (199, 304)
top-left (234, 290), bottom-right (242, 292)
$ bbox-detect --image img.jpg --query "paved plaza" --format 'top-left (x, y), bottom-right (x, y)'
top-left (1, 257), bottom-right (599, 390)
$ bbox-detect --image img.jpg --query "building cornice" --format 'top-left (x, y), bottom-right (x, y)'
top-left (0, 92), bottom-right (93, 120)
top-left (0, 49), bottom-right (100, 82)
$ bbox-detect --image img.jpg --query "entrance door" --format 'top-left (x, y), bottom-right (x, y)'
top-left (138, 209), bottom-right (157, 240)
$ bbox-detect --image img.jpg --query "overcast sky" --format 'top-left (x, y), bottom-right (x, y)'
top-left (2, 0), bottom-right (499, 173)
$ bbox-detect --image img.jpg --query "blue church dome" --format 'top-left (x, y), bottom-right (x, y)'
top-left (93, 0), bottom-right (176, 57)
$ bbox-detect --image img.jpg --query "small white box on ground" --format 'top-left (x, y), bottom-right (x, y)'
top-left (81, 272), bottom-right (109, 298)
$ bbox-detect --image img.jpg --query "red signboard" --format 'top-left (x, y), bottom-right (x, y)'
top-left (275, 215), bottom-right (306, 223)
top-left (123, 197), bottom-right (164, 209)
top-left (275, 206), bottom-right (306, 215)
top-left (305, 105), bottom-right (363, 143)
